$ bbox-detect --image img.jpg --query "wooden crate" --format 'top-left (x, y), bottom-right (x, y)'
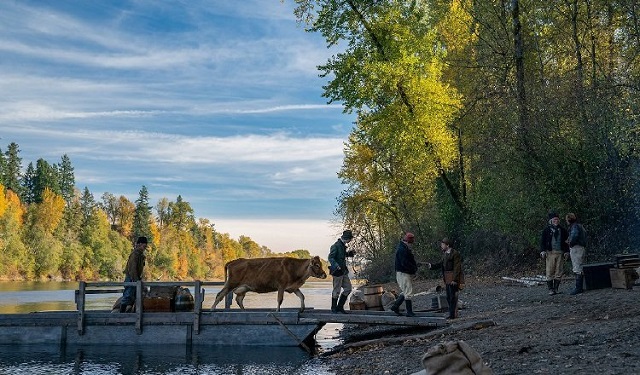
top-left (609, 268), bottom-right (635, 290)
top-left (583, 262), bottom-right (614, 290)
top-left (349, 301), bottom-right (366, 310)
top-left (143, 297), bottom-right (173, 312)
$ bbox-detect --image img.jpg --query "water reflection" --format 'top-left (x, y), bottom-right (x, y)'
top-left (0, 344), bottom-right (334, 375)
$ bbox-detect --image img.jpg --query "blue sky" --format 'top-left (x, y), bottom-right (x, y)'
top-left (0, 1), bottom-right (355, 257)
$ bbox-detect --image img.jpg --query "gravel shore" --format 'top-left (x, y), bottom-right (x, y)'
top-left (315, 276), bottom-right (640, 375)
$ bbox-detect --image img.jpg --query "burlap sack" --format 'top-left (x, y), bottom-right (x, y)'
top-left (350, 289), bottom-right (365, 303)
top-left (410, 340), bottom-right (492, 375)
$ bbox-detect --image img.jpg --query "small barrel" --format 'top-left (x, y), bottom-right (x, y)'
top-left (363, 285), bottom-right (384, 311)
top-left (174, 287), bottom-right (195, 312)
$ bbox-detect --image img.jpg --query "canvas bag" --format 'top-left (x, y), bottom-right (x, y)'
top-left (411, 340), bottom-right (492, 375)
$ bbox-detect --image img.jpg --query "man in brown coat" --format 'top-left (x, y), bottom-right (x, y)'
top-left (428, 238), bottom-right (463, 319)
top-left (120, 236), bottom-right (147, 312)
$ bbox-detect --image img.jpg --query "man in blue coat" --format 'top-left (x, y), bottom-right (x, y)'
top-left (390, 232), bottom-right (418, 317)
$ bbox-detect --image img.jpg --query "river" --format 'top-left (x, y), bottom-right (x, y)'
top-left (0, 281), bottom-right (341, 375)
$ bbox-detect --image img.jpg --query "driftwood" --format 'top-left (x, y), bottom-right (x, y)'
top-left (322, 320), bottom-right (496, 356)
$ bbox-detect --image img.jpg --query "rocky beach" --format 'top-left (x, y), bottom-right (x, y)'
top-left (316, 276), bottom-right (639, 375)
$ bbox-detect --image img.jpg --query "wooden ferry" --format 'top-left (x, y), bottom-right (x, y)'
top-left (0, 281), bottom-right (446, 350)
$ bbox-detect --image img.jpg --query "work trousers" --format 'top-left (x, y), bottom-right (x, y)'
top-left (545, 251), bottom-right (564, 281)
top-left (396, 271), bottom-right (414, 300)
top-left (570, 246), bottom-right (585, 274)
top-left (332, 273), bottom-right (352, 298)
top-left (446, 283), bottom-right (459, 318)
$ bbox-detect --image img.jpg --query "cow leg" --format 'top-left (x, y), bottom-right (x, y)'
top-left (276, 288), bottom-right (285, 312)
top-left (233, 285), bottom-right (251, 310)
top-left (212, 287), bottom-right (231, 310)
top-left (293, 289), bottom-right (305, 313)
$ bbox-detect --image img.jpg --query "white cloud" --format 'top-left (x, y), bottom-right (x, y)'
top-left (0, 1), bottom-right (353, 246)
top-left (213, 218), bottom-right (344, 258)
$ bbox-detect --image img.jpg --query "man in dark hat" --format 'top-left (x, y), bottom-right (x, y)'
top-left (427, 237), bottom-right (464, 319)
top-left (328, 230), bottom-right (356, 313)
top-left (120, 236), bottom-right (148, 312)
top-left (390, 232), bottom-right (419, 317)
top-left (540, 212), bottom-right (569, 295)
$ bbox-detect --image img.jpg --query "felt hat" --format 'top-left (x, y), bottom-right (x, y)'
top-left (341, 230), bottom-right (354, 240)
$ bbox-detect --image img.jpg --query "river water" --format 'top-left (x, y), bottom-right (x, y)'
top-left (0, 281), bottom-right (341, 375)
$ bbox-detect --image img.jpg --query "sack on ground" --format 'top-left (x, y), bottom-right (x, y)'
top-left (410, 340), bottom-right (492, 375)
top-left (350, 290), bottom-right (365, 303)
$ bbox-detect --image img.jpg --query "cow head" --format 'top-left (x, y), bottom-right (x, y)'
top-left (309, 256), bottom-right (327, 279)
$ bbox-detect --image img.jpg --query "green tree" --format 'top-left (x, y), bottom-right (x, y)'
top-left (132, 185), bottom-right (153, 242)
top-left (3, 142), bottom-right (22, 196)
top-left (32, 159), bottom-right (61, 203)
top-left (21, 163), bottom-right (36, 204)
top-left (100, 192), bottom-right (118, 227)
top-left (58, 154), bottom-right (75, 205)
top-left (168, 195), bottom-right (194, 231)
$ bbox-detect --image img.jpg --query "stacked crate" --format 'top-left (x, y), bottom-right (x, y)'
top-left (609, 253), bottom-right (640, 289)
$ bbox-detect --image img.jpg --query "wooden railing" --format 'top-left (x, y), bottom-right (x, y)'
top-left (75, 280), bottom-right (229, 335)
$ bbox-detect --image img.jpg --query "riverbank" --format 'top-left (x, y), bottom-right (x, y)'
top-left (317, 276), bottom-right (640, 374)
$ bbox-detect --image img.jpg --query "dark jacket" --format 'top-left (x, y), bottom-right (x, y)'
top-left (431, 249), bottom-right (463, 284)
top-left (395, 241), bottom-right (418, 275)
top-left (567, 223), bottom-right (587, 247)
top-left (540, 224), bottom-right (569, 252)
top-left (328, 239), bottom-right (354, 274)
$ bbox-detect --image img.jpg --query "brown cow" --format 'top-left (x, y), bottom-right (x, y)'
top-left (211, 256), bottom-right (327, 312)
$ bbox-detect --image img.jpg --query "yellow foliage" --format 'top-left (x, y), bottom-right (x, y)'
top-left (4, 189), bottom-right (24, 226)
top-left (37, 188), bottom-right (65, 233)
top-left (0, 184), bottom-right (6, 218)
top-left (437, 0), bottom-right (477, 55)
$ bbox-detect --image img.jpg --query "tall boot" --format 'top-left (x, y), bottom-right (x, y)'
top-left (553, 279), bottom-right (560, 294)
top-left (335, 294), bottom-right (348, 314)
top-left (570, 274), bottom-right (584, 295)
top-left (331, 297), bottom-right (338, 313)
top-left (405, 299), bottom-right (416, 317)
top-left (547, 280), bottom-right (555, 295)
top-left (390, 294), bottom-right (405, 316)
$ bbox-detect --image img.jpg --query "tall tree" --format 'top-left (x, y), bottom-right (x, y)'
top-left (100, 192), bottom-right (118, 227)
top-left (32, 159), bottom-right (60, 203)
top-left (3, 142), bottom-right (22, 195)
top-left (132, 185), bottom-right (153, 243)
top-left (58, 154), bottom-right (75, 205)
top-left (116, 195), bottom-right (135, 237)
top-left (168, 195), bottom-right (194, 231)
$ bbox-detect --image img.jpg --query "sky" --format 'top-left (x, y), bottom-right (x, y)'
top-left (0, 0), bottom-right (356, 257)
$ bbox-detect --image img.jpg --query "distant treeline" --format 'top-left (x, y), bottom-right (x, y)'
top-left (0, 142), bottom-right (312, 281)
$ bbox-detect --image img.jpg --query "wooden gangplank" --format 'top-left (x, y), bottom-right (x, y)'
top-left (299, 309), bottom-right (446, 327)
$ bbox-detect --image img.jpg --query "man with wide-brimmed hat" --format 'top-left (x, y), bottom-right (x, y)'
top-left (328, 230), bottom-right (356, 313)
top-left (540, 212), bottom-right (569, 295)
